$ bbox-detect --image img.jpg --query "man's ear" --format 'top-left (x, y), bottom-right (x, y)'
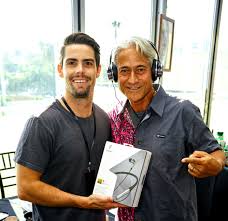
top-left (96, 64), bottom-right (101, 78)
top-left (57, 63), bottom-right (64, 78)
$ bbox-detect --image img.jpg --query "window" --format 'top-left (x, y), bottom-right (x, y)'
top-left (84, 0), bottom-right (152, 111)
top-left (162, 0), bottom-right (217, 114)
top-left (0, 0), bottom-right (72, 152)
top-left (209, 1), bottom-right (228, 140)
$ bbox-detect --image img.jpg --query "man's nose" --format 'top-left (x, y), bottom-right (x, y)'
top-left (128, 70), bottom-right (138, 83)
top-left (75, 63), bottom-right (84, 74)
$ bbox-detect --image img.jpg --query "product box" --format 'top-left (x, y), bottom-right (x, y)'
top-left (93, 141), bottom-right (152, 207)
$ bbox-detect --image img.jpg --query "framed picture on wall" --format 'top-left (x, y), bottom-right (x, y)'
top-left (158, 14), bottom-right (175, 72)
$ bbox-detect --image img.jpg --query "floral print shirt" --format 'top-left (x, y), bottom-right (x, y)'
top-left (109, 101), bottom-right (135, 221)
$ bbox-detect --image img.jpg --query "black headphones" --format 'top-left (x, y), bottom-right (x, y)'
top-left (107, 41), bottom-right (163, 82)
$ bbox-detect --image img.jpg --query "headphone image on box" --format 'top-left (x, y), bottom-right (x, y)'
top-left (110, 157), bottom-right (139, 202)
top-left (107, 41), bottom-right (163, 82)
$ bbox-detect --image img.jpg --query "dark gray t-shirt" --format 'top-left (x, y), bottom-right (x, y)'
top-left (15, 100), bottom-right (111, 221)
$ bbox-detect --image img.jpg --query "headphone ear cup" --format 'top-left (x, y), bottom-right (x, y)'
top-left (112, 63), bottom-right (118, 82)
top-left (107, 62), bottom-right (118, 82)
top-left (152, 59), bottom-right (163, 82)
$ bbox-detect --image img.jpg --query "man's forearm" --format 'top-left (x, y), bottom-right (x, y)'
top-left (210, 149), bottom-right (225, 172)
top-left (18, 180), bottom-right (88, 208)
top-left (16, 164), bottom-right (121, 210)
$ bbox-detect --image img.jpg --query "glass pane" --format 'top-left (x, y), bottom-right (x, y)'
top-left (209, 1), bottom-right (228, 140)
top-left (162, 0), bottom-right (216, 114)
top-left (0, 0), bottom-right (72, 152)
top-left (85, 0), bottom-right (152, 112)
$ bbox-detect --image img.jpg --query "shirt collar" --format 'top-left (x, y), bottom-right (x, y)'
top-left (116, 99), bottom-right (128, 115)
top-left (116, 84), bottom-right (167, 117)
top-left (148, 84), bottom-right (167, 117)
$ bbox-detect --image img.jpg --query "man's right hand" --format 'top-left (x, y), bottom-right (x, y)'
top-left (84, 194), bottom-right (126, 209)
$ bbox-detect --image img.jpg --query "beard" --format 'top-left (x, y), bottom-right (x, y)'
top-left (66, 77), bottom-right (91, 99)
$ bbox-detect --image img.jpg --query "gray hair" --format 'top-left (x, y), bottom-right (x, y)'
top-left (113, 36), bottom-right (158, 66)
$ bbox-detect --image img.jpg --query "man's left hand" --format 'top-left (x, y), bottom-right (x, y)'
top-left (181, 150), bottom-right (225, 178)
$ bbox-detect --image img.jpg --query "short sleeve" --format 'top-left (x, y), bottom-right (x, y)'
top-left (186, 104), bottom-right (220, 153)
top-left (15, 116), bottom-right (52, 173)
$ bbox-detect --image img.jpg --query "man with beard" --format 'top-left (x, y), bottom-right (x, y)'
top-left (15, 32), bottom-right (122, 221)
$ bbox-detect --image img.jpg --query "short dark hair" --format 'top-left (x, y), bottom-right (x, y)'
top-left (59, 32), bottom-right (100, 67)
